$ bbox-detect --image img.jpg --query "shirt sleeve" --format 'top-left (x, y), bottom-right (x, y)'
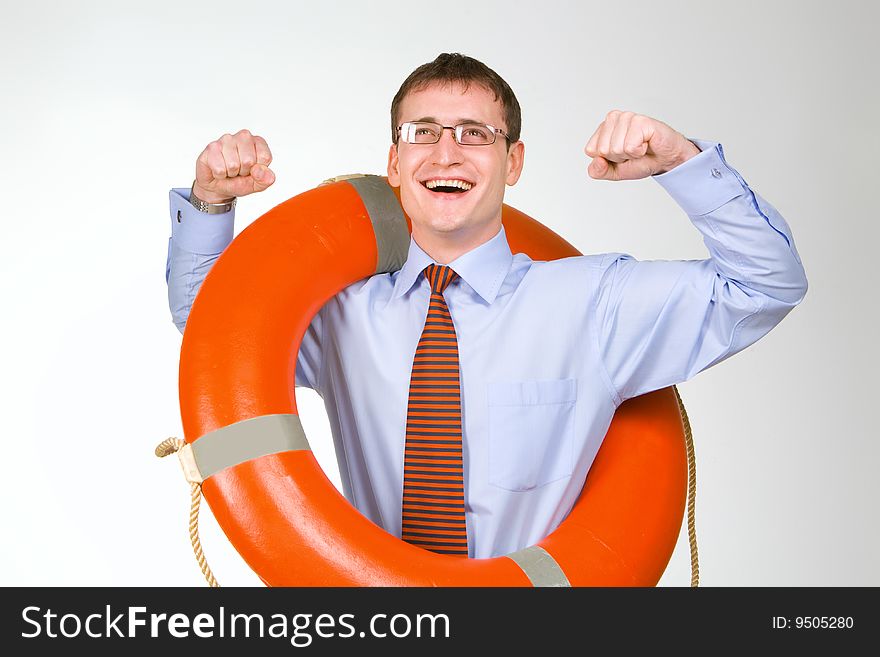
top-left (166, 188), bottom-right (235, 332)
top-left (165, 187), bottom-right (323, 391)
top-left (591, 140), bottom-right (808, 404)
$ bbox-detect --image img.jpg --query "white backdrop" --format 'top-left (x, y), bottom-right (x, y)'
top-left (1, 0), bottom-right (876, 587)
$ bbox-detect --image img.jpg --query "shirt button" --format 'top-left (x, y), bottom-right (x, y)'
top-left (711, 168), bottom-right (722, 179)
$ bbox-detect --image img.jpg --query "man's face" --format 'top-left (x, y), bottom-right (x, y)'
top-left (387, 82), bottom-right (524, 248)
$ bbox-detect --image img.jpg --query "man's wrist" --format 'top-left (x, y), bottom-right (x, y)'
top-left (190, 181), bottom-right (237, 213)
top-left (656, 139), bottom-right (702, 175)
top-left (191, 181), bottom-right (236, 205)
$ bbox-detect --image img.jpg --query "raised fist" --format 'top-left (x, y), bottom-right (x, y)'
top-left (584, 111), bottom-right (699, 181)
top-left (193, 129), bottom-right (275, 202)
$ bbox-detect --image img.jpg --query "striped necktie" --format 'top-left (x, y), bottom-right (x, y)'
top-left (401, 264), bottom-right (468, 556)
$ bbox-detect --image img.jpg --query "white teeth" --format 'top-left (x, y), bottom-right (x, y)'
top-left (425, 179), bottom-right (473, 191)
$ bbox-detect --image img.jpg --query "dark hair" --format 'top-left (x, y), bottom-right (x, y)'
top-left (390, 53), bottom-right (521, 145)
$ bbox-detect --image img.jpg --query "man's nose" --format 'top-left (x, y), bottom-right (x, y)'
top-left (431, 127), bottom-right (464, 165)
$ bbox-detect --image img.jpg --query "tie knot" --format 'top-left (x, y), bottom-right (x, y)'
top-left (424, 264), bottom-right (458, 294)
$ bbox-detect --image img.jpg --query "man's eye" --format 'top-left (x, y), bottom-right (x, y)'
top-left (465, 127), bottom-right (489, 138)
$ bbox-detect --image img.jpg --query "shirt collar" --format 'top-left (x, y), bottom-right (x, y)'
top-left (390, 226), bottom-right (514, 304)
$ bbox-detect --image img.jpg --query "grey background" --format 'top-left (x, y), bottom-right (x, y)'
top-left (1, 0), bottom-right (876, 586)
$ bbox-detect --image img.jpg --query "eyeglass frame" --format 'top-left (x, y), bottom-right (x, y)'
top-left (396, 121), bottom-right (511, 147)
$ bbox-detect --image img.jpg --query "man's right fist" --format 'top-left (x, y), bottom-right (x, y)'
top-left (193, 129), bottom-right (275, 203)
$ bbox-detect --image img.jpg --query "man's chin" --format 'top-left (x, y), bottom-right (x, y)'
top-left (412, 217), bottom-right (469, 236)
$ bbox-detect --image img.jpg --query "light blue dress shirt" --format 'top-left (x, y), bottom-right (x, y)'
top-left (166, 140), bottom-right (807, 558)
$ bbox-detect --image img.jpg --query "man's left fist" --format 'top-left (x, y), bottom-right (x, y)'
top-left (584, 111), bottom-right (700, 181)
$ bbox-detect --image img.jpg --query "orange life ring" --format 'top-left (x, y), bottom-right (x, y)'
top-left (178, 175), bottom-right (687, 586)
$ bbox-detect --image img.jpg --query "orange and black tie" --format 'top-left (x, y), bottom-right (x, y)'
top-left (401, 264), bottom-right (468, 556)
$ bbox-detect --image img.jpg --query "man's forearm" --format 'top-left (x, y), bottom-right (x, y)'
top-left (653, 140), bottom-right (808, 306)
top-left (167, 242), bottom-right (222, 332)
top-left (166, 187), bottom-right (235, 332)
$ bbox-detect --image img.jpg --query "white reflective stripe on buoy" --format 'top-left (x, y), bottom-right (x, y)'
top-left (179, 414), bottom-right (311, 484)
top-left (346, 175), bottom-right (410, 275)
top-left (506, 545), bottom-right (572, 587)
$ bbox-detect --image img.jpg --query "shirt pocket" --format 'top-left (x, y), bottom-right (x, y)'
top-left (487, 379), bottom-right (576, 492)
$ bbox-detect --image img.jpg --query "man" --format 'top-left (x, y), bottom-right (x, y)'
top-left (166, 53), bottom-right (807, 559)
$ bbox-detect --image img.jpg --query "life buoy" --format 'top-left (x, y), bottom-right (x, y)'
top-left (177, 175), bottom-right (687, 586)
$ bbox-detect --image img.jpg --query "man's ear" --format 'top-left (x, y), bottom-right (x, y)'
top-left (505, 140), bottom-right (525, 186)
top-left (387, 144), bottom-right (400, 186)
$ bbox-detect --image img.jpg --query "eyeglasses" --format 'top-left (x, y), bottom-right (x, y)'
top-left (397, 121), bottom-right (510, 146)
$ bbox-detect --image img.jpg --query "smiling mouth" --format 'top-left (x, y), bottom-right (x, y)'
top-left (422, 179), bottom-right (473, 194)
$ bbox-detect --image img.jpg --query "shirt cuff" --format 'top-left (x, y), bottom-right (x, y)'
top-left (169, 187), bottom-right (235, 255)
top-left (652, 139), bottom-right (747, 216)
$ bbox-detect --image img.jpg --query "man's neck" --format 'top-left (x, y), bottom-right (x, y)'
top-left (412, 223), bottom-right (502, 265)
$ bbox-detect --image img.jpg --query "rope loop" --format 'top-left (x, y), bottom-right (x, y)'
top-left (155, 437), bottom-right (220, 587)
